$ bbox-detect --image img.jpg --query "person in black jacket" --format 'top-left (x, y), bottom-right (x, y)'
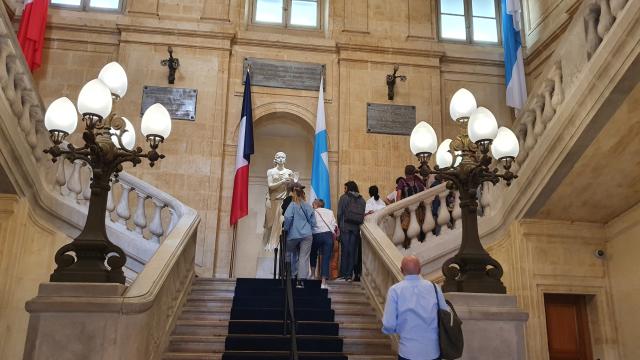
top-left (337, 180), bottom-right (366, 281)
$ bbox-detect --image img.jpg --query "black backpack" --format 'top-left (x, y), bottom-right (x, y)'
top-left (344, 196), bottom-right (365, 225)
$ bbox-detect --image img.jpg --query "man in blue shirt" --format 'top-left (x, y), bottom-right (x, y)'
top-left (382, 256), bottom-right (449, 360)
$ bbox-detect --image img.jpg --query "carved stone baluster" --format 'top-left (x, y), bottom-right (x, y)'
top-left (116, 183), bottom-right (133, 227)
top-left (149, 199), bottom-right (165, 243)
top-left (167, 208), bottom-right (178, 234)
top-left (436, 193), bottom-right (450, 229)
top-left (532, 95), bottom-right (546, 138)
top-left (421, 199), bottom-right (436, 237)
top-left (550, 62), bottom-right (564, 109)
top-left (515, 121), bottom-right (528, 164)
top-left (66, 160), bottom-right (83, 203)
top-left (55, 160), bottom-right (66, 194)
top-left (522, 111), bottom-right (537, 153)
top-left (406, 203), bottom-right (420, 247)
top-left (480, 182), bottom-right (492, 214)
top-left (451, 191), bottom-right (461, 225)
top-left (392, 210), bottom-right (405, 246)
top-left (610, 0), bottom-right (628, 18)
top-left (10, 75), bottom-right (24, 116)
top-left (18, 98), bottom-right (32, 133)
top-left (3, 57), bottom-right (17, 103)
top-left (81, 164), bottom-right (92, 202)
top-left (597, 0), bottom-right (614, 38)
top-left (133, 191), bottom-right (150, 235)
top-left (106, 189), bottom-right (115, 222)
top-left (585, 3), bottom-right (603, 59)
top-left (542, 80), bottom-right (556, 124)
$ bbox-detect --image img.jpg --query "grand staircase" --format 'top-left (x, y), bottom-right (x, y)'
top-left (163, 278), bottom-right (394, 359)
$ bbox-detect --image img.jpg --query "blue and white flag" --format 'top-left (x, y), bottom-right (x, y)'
top-left (309, 77), bottom-right (331, 209)
top-left (502, 0), bottom-right (527, 109)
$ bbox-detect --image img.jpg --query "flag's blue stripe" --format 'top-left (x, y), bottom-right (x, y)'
top-left (241, 72), bottom-right (254, 163)
top-left (311, 129), bottom-right (331, 209)
top-left (502, 0), bottom-right (521, 85)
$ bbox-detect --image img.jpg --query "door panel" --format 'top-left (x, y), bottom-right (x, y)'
top-left (544, 294), bottom-right (593, 360)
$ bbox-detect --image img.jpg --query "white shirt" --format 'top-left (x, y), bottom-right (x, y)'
top-left (382, 275), bottom-right (449, 360)
top-left (312, 207), bottom-right (337, 234)
top-left (366, 197), bottom-right (386, 213)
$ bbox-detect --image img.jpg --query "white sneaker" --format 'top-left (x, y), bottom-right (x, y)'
top-left (321, 283), bottom-right (328, 289)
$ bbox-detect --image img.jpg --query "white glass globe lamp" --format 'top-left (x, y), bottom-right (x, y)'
top-left (110, 117), bottom-right (136, 150)
top-left (491, 127), bottom-right (520, 160)
top-left (141, 103), bottom-right (172, 140)
top-left (449, 88), bottom-right (477, 122)
top-left (410, 121), bottom-right (438, 156)
top-left (77, 79), bottom-right (113, 118)
top-left (468, 107), bottom-right (499, 143)
top-left (435, 139), bottom-right (463, 169)
top-left (98, 62), bottom-right (128, 99)
top-left (44, 97), bottom-right (78, 136)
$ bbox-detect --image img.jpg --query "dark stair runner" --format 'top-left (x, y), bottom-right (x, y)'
top-left (222, 278), bottom-right (348, 360)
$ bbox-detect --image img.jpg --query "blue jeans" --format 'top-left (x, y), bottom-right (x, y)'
top-left (340, 229), bottom-right (360, 279)
top-left (311, 231), bottom-right (333, 278)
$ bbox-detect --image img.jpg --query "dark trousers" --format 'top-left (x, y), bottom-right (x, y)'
top-left (310, 231), bottom-right (333, 278)
top-left (340, 230), bottom-right (360, 278)
top-left (353, 232), bottom-right (362, 279)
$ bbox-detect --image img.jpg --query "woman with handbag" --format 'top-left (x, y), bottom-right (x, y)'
top-left (310, 198), bottom-right (338, 289)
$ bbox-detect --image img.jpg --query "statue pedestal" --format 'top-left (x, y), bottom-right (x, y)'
top-left (255, 252), bottom-right (275, 278)
top-left (445, 293), bottom-right (529, 360)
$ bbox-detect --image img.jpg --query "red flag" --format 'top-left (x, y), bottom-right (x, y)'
top-left (230, 70), bottom-right (254, 225)
top-left (17, 0), bottom-right (48, 72)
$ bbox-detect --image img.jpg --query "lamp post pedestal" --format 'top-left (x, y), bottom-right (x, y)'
top-left (441, 194), bottom-right (506, 294)
top-left (49, 168), bottom-right (126, 284)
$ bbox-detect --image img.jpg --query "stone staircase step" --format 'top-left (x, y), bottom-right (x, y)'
top-left (168, 335), bottom-right (226, 353)
top-left (173, 320), bottom-right (229, 336)
top-left (343, 338), bottom-right (394, 355)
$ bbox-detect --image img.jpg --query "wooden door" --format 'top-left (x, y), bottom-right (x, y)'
top-left (544, 294), bottom-right (594, 360)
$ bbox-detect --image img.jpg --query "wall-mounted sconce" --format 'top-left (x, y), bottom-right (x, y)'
top-left (386, 64), bottom-right (407, 100)
top-left (160, 46), bottom-right (180, 85)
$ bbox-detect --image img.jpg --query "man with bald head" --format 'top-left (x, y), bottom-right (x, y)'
top-left (382, 255), bottom-right (449, 360)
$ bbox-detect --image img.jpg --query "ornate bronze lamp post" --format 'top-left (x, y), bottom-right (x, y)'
top-left (43, 62), bottom-right (172, 284)
top-left (410, 88), bottom-right (520, 294)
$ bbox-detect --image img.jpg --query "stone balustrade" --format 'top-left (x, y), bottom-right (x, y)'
top-left (0, 5), bottom-right (192, 281)
top-left (512, 0), bottom-right (629, 173)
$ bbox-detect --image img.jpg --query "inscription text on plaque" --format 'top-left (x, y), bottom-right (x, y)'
top-left (141, 86), bottom-right (198, 121)
top-left (367, 103), bottom-right (417, 136)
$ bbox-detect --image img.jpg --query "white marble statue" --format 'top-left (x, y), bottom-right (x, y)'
top-left (263, 151), bottom-right (298, 250)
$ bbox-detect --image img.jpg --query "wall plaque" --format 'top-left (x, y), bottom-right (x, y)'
top-left (243, 58), bottom-right (324, 91)
top-left (141, 86), bottom-right (198, 121)
top-left (367, 103), bottom-right (416, 136)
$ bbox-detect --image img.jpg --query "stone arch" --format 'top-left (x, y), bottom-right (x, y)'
top-left (231, 101), bottom-right (316, 140)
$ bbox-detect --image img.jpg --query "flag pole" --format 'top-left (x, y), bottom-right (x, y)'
top-left (229, 224), bottom-right (238, 278)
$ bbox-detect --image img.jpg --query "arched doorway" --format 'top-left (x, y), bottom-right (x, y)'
top-left (233, 111), bottom-right (314, 278)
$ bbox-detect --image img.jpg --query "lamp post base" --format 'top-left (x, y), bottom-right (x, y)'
top-left (442, 254), bottom-right (507, 294)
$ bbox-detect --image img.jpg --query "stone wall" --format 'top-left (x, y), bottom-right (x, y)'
top-left (0, 195), bottom-right (70, 360)
top-left (489, 219), bottom-right (620, 360)
top-left (605, 202), bottom-right (640, 359)
top-left (18, 0), bottom-right (511, 277)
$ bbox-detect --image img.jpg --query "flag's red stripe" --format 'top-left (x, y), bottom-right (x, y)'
top-left (230, 165), bottom-right (250, 225)
top-left (17, 0), bottom-right (48, 72)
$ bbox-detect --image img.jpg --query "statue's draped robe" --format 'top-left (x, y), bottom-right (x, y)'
top-left (263, 170), bottom-right (292, 250)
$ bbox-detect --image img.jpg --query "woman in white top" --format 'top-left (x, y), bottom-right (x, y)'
top-left (366, 185), bottom-right (387, 215)
top-left (311, 198), bottom-right (338, 288)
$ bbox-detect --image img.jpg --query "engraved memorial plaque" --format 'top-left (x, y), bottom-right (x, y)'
top-left (243, 58), bottom-right (324, 91)
top-left (141, 86), bottom-right (198, 121)
top-left (367, 103), bottom-right (417, 136)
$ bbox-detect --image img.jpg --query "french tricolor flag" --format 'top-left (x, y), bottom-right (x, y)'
top-left (17, 0), bottom-right (49, 72)
top-left (502, 0), bottom-right (527, 109)
top-left (230, 70), bottom-right (254, 226)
